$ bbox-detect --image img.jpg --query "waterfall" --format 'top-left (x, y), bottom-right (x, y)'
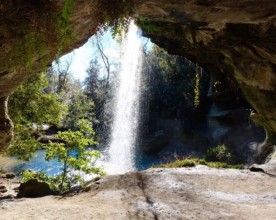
top-left (105, 21), bottom-right (143, 174)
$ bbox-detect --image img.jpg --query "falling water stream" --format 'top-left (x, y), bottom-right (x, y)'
top-left (104, 21), bottom-right (143, 174)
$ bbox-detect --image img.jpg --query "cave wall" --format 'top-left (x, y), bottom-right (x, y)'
top-left (0, 0), bottom-right (275, 161)
top-left (135, 0), bottom-right (276, 161)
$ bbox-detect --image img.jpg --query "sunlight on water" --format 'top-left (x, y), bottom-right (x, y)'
top-left (101, 21), bottom-right (143, 174)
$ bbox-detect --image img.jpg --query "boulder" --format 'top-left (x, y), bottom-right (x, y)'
top-left (17, 179), bottom-right (53, 198)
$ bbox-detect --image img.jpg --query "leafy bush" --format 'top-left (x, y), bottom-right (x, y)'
top-left (206, 144), bottom-right (233, 163)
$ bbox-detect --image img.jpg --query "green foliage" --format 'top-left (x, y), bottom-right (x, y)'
top-left (7, 125), bottom-right (40, 161)
top-left (7, 72), bottom-right (67, 160)
top-left (95, 0), bottom-right (134, 38)
top-left (111, 17), bottom-right (131, 39)
top-left (1, 2), bottom-right (56, 72)
top-left (156, 144), bottom-right (242, 169)
top-left (206, 144), bottom-right (233, 163)
top-left (142, 46), bottom-right (209, 119)
top-left (11, 32), bottom-right (47, 70)
top-left (61, 0), bottom-right (75, 22)
top-left (160, 158), bottom-right (197, 168)
top-left (84, 59), bottom-right (112, 142)
top-left (9, 70), bottom-right (102, 192)
top-left (21, 170), bottom-right (59, 192)
top-left (9, 72), bottom-right (67, 125)
top-left (21, 119), bottom-right (103, 193)
top-left (45, 119), bottom-right (103, 192)
top-left (64, 92), bottom-right (94, 130)
top-left (157, 157), bottom-right (243, 169)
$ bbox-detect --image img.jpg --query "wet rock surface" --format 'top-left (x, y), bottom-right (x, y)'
top-left (0, 167), bottom-right (275, 219)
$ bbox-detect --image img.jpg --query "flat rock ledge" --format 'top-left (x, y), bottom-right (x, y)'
top-left (0, 166), bottom-right (275, 220)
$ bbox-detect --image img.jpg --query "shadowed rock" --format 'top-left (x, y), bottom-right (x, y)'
top-left (17, 179), bottom-right (53, 198)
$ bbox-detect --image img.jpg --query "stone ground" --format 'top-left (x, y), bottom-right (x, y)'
top-left (0, 166), bottom-right (275, 220)
top-left (0, 172), bottom-right (19, 200)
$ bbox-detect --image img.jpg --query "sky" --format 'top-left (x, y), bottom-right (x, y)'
top-left (52, 29), bottom-right (152, 82)
top-left (52, 30), bottom-right (121, 82)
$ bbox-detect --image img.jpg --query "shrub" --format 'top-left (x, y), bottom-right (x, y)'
top-left (158, 159), bottom-right (197, 168)
top-left (206, 144), bottom-right (233, 163)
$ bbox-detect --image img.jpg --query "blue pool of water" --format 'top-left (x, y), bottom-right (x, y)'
top-left (3, 150), bottom-right (63, 176)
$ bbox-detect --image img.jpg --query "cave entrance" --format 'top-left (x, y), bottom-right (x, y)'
top-left (3, 25), bottom-right (266, 176)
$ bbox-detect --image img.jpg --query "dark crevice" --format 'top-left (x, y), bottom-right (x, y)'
top-left (136, 172), bottom-right (158, 220)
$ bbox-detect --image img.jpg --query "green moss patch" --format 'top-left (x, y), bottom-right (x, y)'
top-left (156, 157), bottom-right (244, 169)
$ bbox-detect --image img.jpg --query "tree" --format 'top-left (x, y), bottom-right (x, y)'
top-left (142, 46), bottom-right (196, 118)
top-left (54, 56), bottom-right (73, 94)
top-left (95, 35), bottom-right (111, 85)
top-left (7, 72), bottom-right (67, 160)
top-left (45, 119), bottom-right (103, 192)
top-left (7, 124), bottom-right (40, 161)
top-left (22, 119), bottom-right (104, 193)
top-left (46, 64), bottom-right (82, 105)
top-left (9, 72), bottom-right (66, 125)
top-left (84, 59), bottom-right (113, 142)
top-left (63, 92), bottom-right (94, 130)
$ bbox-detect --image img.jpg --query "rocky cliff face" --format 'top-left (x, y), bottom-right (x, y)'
top-left (0, 0), bottom-right (275, 162)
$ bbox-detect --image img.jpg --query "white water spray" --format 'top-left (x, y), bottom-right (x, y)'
top-left (105, 21), bottom-right (143, 174)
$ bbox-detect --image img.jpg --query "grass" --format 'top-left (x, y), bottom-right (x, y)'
top-left (157, 157), bottom-right (244, 169)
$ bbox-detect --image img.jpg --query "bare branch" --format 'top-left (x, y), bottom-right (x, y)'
top-left (95, 35), bottom-right (111, 86)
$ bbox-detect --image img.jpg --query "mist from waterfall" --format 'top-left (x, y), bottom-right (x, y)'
top-left (103, 21), bottom-right (143, 174)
